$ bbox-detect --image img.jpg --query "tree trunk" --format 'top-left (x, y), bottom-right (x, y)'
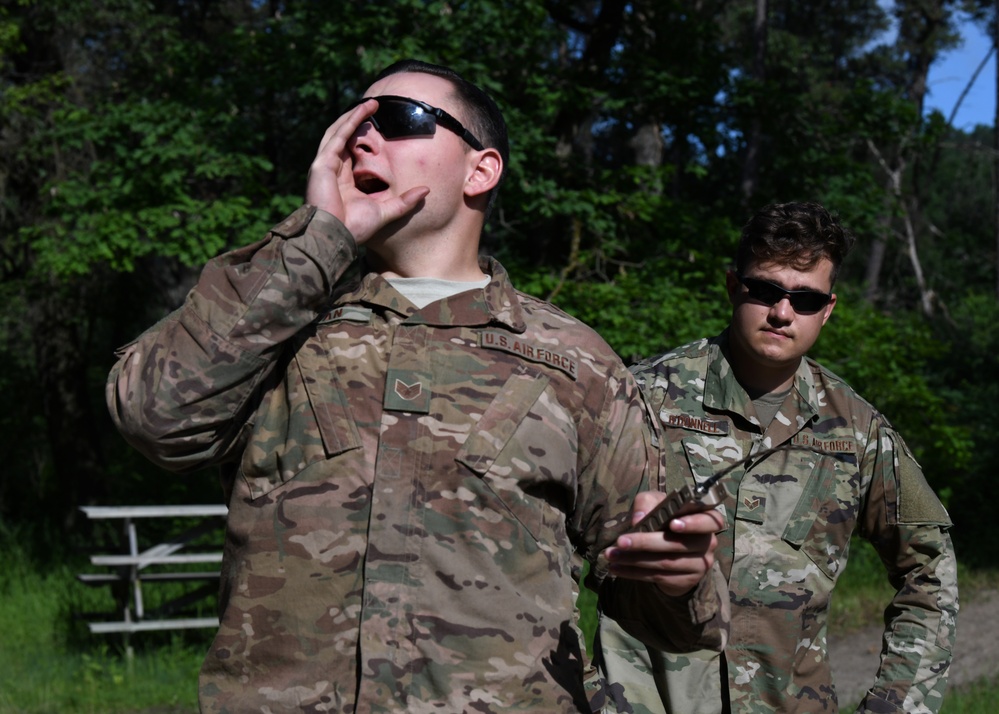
top-left (864, 222), bottom-right (888, 303)
top-left (867, 140), bottom-right (935, 314)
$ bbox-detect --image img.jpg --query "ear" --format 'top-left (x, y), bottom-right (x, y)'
top-left (464, 148), bottom-right (503, 198)
top-left (820, 292), bottom-right (837, 326)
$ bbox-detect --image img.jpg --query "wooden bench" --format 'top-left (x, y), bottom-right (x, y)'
top-left (77, 505), bottom-right (228, 644)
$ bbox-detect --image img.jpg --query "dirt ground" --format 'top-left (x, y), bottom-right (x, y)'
top-left (829, 587), bottom-right (999, 707)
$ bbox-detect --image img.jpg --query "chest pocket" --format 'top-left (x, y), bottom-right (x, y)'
top-left (679, 434), bottom-right (745, 525)
top-left (456, 368), bottom-right (574, 543)
top-left (740, 449), bottom-right (857, 581)
top-left (240, 332), bottom-right (362, 500)
top-left (779, 460), bottom-right (843, 579)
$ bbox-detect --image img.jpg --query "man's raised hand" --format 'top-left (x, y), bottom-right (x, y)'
top-left (305, 99), bottom-right (428, 244)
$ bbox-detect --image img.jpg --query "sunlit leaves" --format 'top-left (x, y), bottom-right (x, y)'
top-left (24, 99), bottom-right (281, 275)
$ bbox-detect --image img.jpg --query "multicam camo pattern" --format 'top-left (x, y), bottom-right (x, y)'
top-left (598, 332), bottom-right (958, 714)
top-left (107, 206), bottom-right (723, 713)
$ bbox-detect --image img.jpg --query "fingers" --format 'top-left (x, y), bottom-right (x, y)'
top-left (630, 490), bottom-right (726, 533)
top-left (609, 527), bottom-right (717, 561)
top-left (393, 185), bottom-right (432, 213)
top-left (608, 560), bottom-right (713, 596)
top-left (306, 99), bottom-right (430, 244)
top-left (603, 492), bottom-right (724, 596)
top-left (342, 185), bottom-right (430, 242)
top-left (306, 100), bottom-right (378, 218)
top-left (670, 509), bottom-right (725, 534)
top-left (630, 490), bottom-right (667, 525)
top-left (316, 99), bottom-right (377, 160)
top-left (605, 528), bottom-right (718, 596)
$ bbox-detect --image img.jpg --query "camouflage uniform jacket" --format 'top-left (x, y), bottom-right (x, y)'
top-left (106, 206), bottom-right (725, 713)
top-left (598, 332), bottom-right (957, 714)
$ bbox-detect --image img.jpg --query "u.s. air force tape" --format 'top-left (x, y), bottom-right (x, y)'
top-left (478, 330), bottom-right (577, 380)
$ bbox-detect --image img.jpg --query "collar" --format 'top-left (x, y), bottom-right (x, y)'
top-left (332, 256), bottom-right (527, 332)
top-left (703, 330), bottom-right (818, 427)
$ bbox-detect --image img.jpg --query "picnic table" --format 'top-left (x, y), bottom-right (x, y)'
top-left (76, 505), bottom-right (227, 647)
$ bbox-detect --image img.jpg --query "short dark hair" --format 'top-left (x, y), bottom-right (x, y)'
top-left (375, 60), bottom-right (509, 216)
top-left (736, 202), bottom-right (856, 285)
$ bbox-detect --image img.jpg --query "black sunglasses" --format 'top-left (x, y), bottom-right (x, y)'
top-left (737, 274), bottom-right (832, 314)
top-left (348, 95), bottom-right (485, 151)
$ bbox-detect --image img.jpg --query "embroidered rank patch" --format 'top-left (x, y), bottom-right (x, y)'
top-left (318, 305), bottom-right (373, 325)
top-left (662, 412), bottom-right (729, 435)
top-left (791, 433), bottom-right (854, 454)
top-left (736, 489), bottom-right (767, 524)
top-left (478, 330), bottom-right (578, 379)
top-left (383, 368), bottom-right (431, 413)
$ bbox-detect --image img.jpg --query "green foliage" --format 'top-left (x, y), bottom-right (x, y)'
top-left (524, 258), bottom-right (731, 364)
top-left (929, 294), bottom-right (999, 567)
top-left (23, 99), bottom-right (284, 275)
top-left (811, 292), bottom-right (973, 500)
top-left (500, 162), bottom-right (738, 361)
top-left (921, 125), bottom-right (996, 295)
top-left (0, 0), bottom-right (995, 574)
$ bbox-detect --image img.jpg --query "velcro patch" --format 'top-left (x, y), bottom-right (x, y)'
top-left (736, 489), bottom-right (766, 524)
top-left (318, 306), bottom-right (373, 325)
top-left (895, 439), bottom-right (952, 526)
top-left (478, 330), bottom-right (577, 379)
top-left (383, 368), bottom-right (431, 413)
top-left (663, 412), bottom-right (729, 435)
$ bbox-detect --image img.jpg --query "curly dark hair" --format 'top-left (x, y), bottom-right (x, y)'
top-left (736, 202), bottom-right (856, 285)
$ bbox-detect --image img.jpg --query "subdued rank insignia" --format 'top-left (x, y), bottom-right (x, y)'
top-left (478, 329), bottom-right (578, 379)
top-left (736, 489), bottom-right (766, 523)
top-left (663, 412), bottom-right (729, 435)
top-left (383, 368), bottom-right (431, 413)
top-left (317, 305), bottom-right (373, 325)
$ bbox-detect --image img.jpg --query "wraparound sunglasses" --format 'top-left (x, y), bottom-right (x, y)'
top-left (737, 274), bottom-right (832, 314)
top-left (347, 95), bottom-right (485, 151)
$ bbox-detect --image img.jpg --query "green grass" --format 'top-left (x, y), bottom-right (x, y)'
top-left (828, 537), bottom-right (899, 633)
top-left (839, 678), bottom-right (999, 714)
top-left (940, 676), bottom-right (999, 714)
top-left (0, 524), bottom-right (206, 714)
top-left (1, 525), bottom-right (992, 713)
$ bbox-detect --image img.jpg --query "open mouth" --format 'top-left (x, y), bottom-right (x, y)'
top-left (356, 176), bottom-right (389, 195)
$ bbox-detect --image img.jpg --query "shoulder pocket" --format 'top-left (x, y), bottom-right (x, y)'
top-left (890, 434), bottom-right (952, 526)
